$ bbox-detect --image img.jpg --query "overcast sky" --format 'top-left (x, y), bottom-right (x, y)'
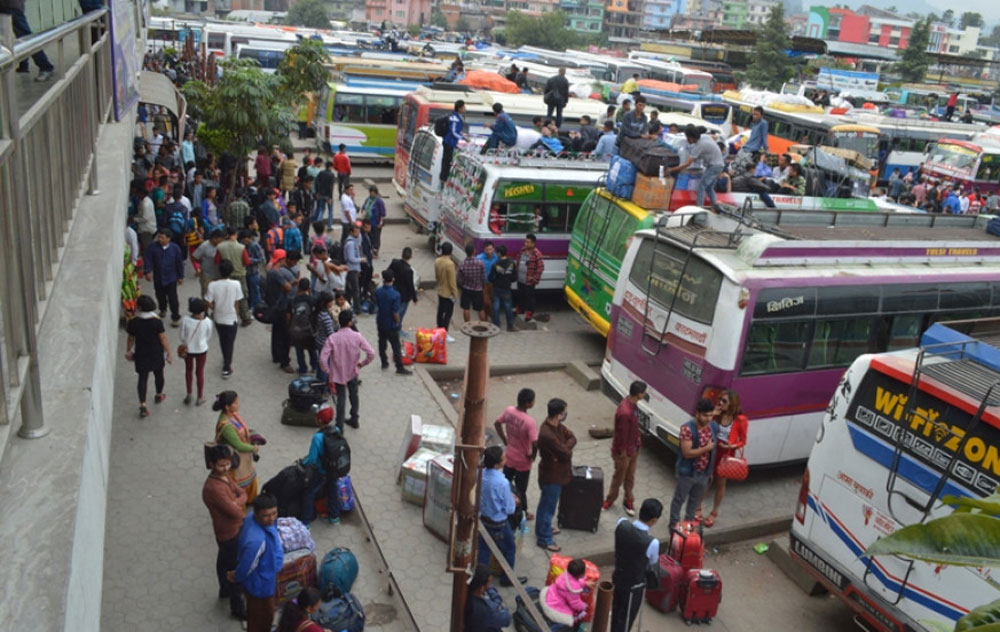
top-left (925, 0), bottom-right (998, 25)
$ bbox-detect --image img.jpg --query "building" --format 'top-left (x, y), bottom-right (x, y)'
top-left (366, 0), bottom-right (431, 26)
top-left (641, 0), bottom-right (685, 31)
top-left (720, 0), bottom-right (746, 28)
top-left (807, 5), bottom-right (986, 55)
top-left (561, 0), bottom-right (605, 33)
top-left (505, 0), bottom-right (558, 15)
top-left (604, 0), bottom-right (642, 41)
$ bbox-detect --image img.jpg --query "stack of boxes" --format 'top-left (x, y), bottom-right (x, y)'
top-left (397, 414), bottom-right (457, 512)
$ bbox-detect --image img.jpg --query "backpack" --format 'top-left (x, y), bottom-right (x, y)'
top-left (322, 425), bottom-right (351, 478)
top-left (433, 114), bottom-right (450, 137)
top-left (167, 205), bottom-right (188, 241)
top-left (314, 590), bottom-right (365, 632)
top-left (288, 300), bottom-right (314, 346)
top-left (265, 226), bottom-right (285, 255)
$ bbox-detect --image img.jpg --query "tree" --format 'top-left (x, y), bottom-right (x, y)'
top-left (407, 23), bottom-right (421, 37)
top-left (984, 25), bottom-right (1000, 47)
top-left (431, 11), bottom-right (448, 28)
top-left (286, 0), bottom-right (331, 29)
top-left (276, 39), bottom-right (331, 97)
top-left (743, 5), bottom-right (792, 91)
top-left (941, 9), bottom-right (954, 27)
top-left (455, 16), bottom-right (471, 33)
top-left (959, 11), bottom-right (984, 30)
top-left (896, 17), bottom-right (931, 83)
top-left (504, 10), bottom-right (580, 50)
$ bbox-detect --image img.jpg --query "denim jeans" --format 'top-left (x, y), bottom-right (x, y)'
top-left (669, 473), bottom-right (710, 529)
top-left (314, 196), bottom-right (330, 223)
top-left (398, 301), bottom-right (409, 328)
top-left (301, 473), bottom-right (340, 523)
top-left (477, 519), bottom-right (517, 574)
top-left (492, 288), bottom-right (515, 329)
top-left (246, 273), bottom-right (262, 309)
top-left (696, 165), bottom-right (724, 208)
top-left (2, 8), bottom-right (54, 72)
top-left (535, 483), bottom-right (562, 547)
top-left (334, 377), bottom-right (359, 431)
top-left (295, 345), bottom-right (318, 374)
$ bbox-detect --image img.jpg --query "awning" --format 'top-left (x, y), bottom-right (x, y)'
top-left (139, 70), bottom-right (187, 139)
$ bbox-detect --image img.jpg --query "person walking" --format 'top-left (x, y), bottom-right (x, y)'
top-left (0, 0), bottom-right (55, 81)
top-left (375, 269), bottom-right (411, 375)
top-left (144, 229), bottom-right (185, 326)
top-left (435, 242), bottom-right (458, 334)
top-left (319, 310), bottom-right (375, 431)
top-left (458, 243), bottom-right (486, 322)
top-left (603, 380), bottom-right (648, 516)
top-left (516, 234), bottom-right (544, 322)
top-left (333, 143), bottom-right (352, 198)
top-left (193, 228), bottom-right (224, 299)
top-left (489, 244), bottom-right (517, 332)
top-left (363, 186), bottom-right (386, 257)
top-left (339, 183), bottom-right (358, 246)
top-left (669, 398), bottom-right (718, 530)
top-left (125, 294), bottom-right (172, 418)
top-left (229, 494), bottom-right (283, 632)
top-left (441, 100), bottom-right (466, 183)
top-left (254, 145), bottom-right (273, 188)
top-left (478, 445), bottom-right (524, 585)
top-left (388, 247), bottom-right (418, 330)
top-left (291, 176), bottom-right (316, 241)
top-left (202, 444), bottom-right (248, 622)
top-left (179, 297), bottom-right (213, 406)
top-left (494, 388), bottom-right (538, 521)
top-left (536, 398), bottom-right (576, 553)
top-left (544, 68), bottom-right (570, 129)
top-left (610, 499), bottom-right (662, 632)
top-left (241, 228), bottom-right (265, 311)
top-left (343, 221), bottom-right (364, 310)
top-left (314, 160), bottom-right (336, 228)
top-left (213, 391), bottom-right (261, 505)
top-left (700, 390), bottom-right (748, 527)
top-left (214, 227), bottom-right (253, 326)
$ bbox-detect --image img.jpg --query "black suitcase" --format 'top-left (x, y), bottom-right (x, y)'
top-left (557, 465), bottom-right (604, 533)
top-left (288, 376), bottom-right (328, 411)
top-left (619, 136), bottom-right (657, 166)
top-left (637, 148), bottom-right (679, 177)
top-left (281, 399), bottom-right (320, 427)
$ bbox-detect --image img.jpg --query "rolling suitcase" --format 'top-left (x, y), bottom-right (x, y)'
top-left (280, 399), bottom-right (320, 427)
top-left (668, 520), bottom-right (704, 572)
top-left (288, 376), bottom-right (329, 411)
top-left (646, 553), bottom-right (686, 613)
top-left (557, 466), bottom-right (604, 533)
top-left (275, 549), bottom-right (317, 605)
top-left (681, 569), bottom-right (722, 623)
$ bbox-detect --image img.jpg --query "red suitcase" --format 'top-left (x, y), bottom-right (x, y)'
top-left (668, 521), bottom-right (704, 572)
top-left (646, 554), bottom-right (686, 612)
top-left (681, 569), bottom-right (722, 623)
top-left (276, 549), bottom-right (318, 605)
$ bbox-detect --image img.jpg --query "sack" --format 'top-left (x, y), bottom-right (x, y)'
top-left (276, 517), bottom-right (316, 553)
top-left (513, 586), bottom-right (572, 632)
top-left (681, 568), bottom-right (722, 624)
top-left (336, 476), bottom-right (355, 512)
top-left (545, 555), bottom-right (600, 621)
top-left (631, 173), bottom-right (674, 210)
top-left (265, 226), bottom-right (285, 255)
top-left (281, 400), bottom-right (322, 427)
top-left (289, 300), bottom-right (314, 346)
top-left (176, 344), bottom-right (188, 358)
top-left (288, 376), bottom-right (327, 411)
top-left (322, 425), bottom-right (352, 478)
top-left (606, 155), bottom-right (637, 198)
top-left (618, 136), bottom-right (658, 167)
top-left (433, 114), bottom-right (449, 137)
top-left (319, 547), bottom-right (360, 596)
top-left (646, 554), bottom-right (685, 612)
top-left (669, 520), bottom-right (705, 573)
top-left (415, 327), bottom-right (448, 364)
top-left (637, 147), bottom-right (680, 178)
top-left (315, 591), bottom-right (365, 632)
top-left (402, 341), bottom-right (416, 366)
top-left (167, 205), bottom-right (187, 239)
top-left (716, 448), bottom-right (748, 481)
top-left (543, 90), bottom-right (557, 105)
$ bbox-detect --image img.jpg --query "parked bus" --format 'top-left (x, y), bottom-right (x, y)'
top-left (314, 82), bottom-right (410, 159)
top-left (565, 50), bottom-right (647, 84)
top-left (437, 148), bottom-right (609, 290)
top-left (642, 96), bottom-right (733, 136)
top-left (790, 317), bottom-right (1000, 632)
top-left (601, 206), bottom-right (1000, 465)
top-left (920, 137), bottom-right (1000, 194)
top-left (235, 41), bottom-right (294, 73)
top-left (630, 58), bottom-right (714, 95)
top-left (393, 87), bottom-right (606, 195)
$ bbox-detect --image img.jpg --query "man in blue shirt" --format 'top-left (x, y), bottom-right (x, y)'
top-left (742, 106), bottom-right (768, 155)
top-left (229, 494), bottom-right (284, 632)
top-left (301, 413), bottom-right (344, 525)
top-left (440, 100), bottom-right (466, 183)
top-left (477, 241), bottom-right (499, 322)
top-left (478, 445), bottom-right (524, 586)
top-left (144, 229), bottom-right (185, 325)
top-left (943, 187), bottom-right (962, 214)
top-left (465, 563), bottom-right (512, 632)
top-left (485, 103), bottom-right (518, 151)
top-left (344, 223), bottom-right (364, 310)
top-left (593, 120), bottom-right (618, 158)
top-left (375, 269), bottom-right (411, 375)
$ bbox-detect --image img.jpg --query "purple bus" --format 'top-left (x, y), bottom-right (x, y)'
top-left (602, 206), bottom-right (1000, 465)
top-left (436, 148), bottom-right (608, 290)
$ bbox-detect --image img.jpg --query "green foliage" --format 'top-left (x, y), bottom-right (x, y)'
top-left (504, 10), bottom-right (581, 50)
top-left (407, 23), bottom-right (421, 36)
top-left (743, 5), bottom-right (792, 91)
top-left (431, 11), bottom-right (448, 28)
top-left (896, 17), bottom-right (931, 83)
top-left (984, 25), bottom-right (1000, 47)
top-left (941, 9), bottom-right (954, 27)
top-left (455, 16), bottom-right (471, 33)
top-left (276, 39), bottom-right (330, 96)
top-left (956, 599), bottom-right (1000, 631)
top-left (286, 0), bottom-right (331, 29)
top-left (959, 12), bottom-right (984, 30)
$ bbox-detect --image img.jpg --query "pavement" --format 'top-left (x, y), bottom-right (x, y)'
top-left (101, 177), bottom-right (803, 632)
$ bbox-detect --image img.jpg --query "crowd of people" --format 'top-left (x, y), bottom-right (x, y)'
top-left (880, 168), bottom-right (1000, 214)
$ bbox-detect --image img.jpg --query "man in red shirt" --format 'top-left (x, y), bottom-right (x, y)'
top-left (332, 143), bottom-right (352, 197)
top-left (603, 380), bottom-right (648, 516)
top-left (253, 145), bottom-right (272, 188)
top-left (494, 388), bottom-right (538, 520)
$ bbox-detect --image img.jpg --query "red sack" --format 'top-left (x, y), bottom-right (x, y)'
top-left (716, 448), bottom-right (748, 481)
top-left (545, 554), bottom-right (600, 621)
top-left (402, 341), bottom-right (416, 366)
top-left (415, 327), bottom-right (448, 364)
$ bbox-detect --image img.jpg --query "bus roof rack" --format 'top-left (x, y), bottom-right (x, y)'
top-left (462, 146), bottom-right (611, 170)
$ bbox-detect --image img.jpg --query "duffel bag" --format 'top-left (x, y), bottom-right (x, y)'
top-left (314, 590), bottom-right (365, 632)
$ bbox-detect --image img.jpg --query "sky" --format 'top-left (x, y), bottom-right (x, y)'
top-left (926, 0), bottom-right (1000, 25)
top-left (833, 0), bottom-right (1000, 27)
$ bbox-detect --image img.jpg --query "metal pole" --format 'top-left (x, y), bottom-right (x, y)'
top-left (449, 321), bottom-right (500, 632)
top-left (592, 580), bottom-right (615, 632)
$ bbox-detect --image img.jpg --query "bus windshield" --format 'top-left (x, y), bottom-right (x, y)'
top-left (831, 132), bottom-right (879, 161)
top-left (683, 74), bottom-right (712, 94)
top-left (628, 239), bottom-right (723, 325)
top-left (927, 143), bottom-right (978, 171)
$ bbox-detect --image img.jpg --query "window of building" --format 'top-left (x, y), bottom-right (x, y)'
top-left (889, 37), bottom-right (899, 46)
top-left (869, 33), bottom-right (879, 43)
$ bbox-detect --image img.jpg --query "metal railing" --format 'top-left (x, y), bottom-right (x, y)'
top-left (0, 7), bottom-right (112, 439)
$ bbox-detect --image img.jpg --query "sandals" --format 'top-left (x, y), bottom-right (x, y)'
top-left (703, 511), bottom-right (718, 528)
top-left (544, 543), bottom-right (561, 552)
top-left (139, 405), bottom-right (149, 418)
top-left (694, 509), bottom-right (704, 523)
top-left (551, 527), bottom-right (561, 535)
top-left (154, 393), bottom-right (166, 404)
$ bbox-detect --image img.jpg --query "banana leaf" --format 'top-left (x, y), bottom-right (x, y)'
top-left (941, 494), bottom-right (1000, 516)
top-left (956, 598), bottom-right (1000, 632)
top-left (864, 513), bottom-right (1000, 567)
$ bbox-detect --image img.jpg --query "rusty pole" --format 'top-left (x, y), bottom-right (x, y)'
top-left (449, 321), bottom-right (500, 632)
top-left (592, 580), bottom-right (615, 632)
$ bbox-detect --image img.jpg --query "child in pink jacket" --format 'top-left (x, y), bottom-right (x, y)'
top-left (540, 558), bottom-right (590, 627)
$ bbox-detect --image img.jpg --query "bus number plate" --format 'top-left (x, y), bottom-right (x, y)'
top-left (682, 359), bottom-right (702, 385)
top-left (616, 317), bottom-right (634, 339)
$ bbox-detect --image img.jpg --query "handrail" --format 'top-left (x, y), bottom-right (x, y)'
top-left (9, 7), bottom-right (107, 61)
top-left (0, 44), bottom-right (11, 70)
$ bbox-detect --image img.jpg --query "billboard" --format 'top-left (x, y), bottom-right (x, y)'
top-left (816, 67), bottom-right (879, 93)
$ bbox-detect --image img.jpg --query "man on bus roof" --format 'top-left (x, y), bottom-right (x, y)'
top-left (741, 106), bottom-right (768, 156)
top-left (440, 100), bottom-right (466, 184)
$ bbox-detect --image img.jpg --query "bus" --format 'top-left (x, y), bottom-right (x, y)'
top-left (642, 96), bottom-right (733, 136)
top-left (601, 206), bottom-right (1000, 465)
top-left (920, 137), bottom-right (1000, 194)
top-left (393, 87), bottom-right (606, 195)
top-left (315, 83), bottom-right (411, 160)
top-left (437, 148), bottom-right (609, 290)
top-left (565, 189), bottom-right (658, 337)
top-left (629, 58), bottom-right (714, 95)
top-left (790, 317), bottom-right (1000, 632)
top-left (235, 42), bottom-right (293, 73)
top-left (564, 50), bottom-right (647, 84)
top-left (324, 56), bottom-right (450, 83)
top-left (681, 60), bottom-right (738, 93)
top-left (888, 84), bottom-right (979, 118)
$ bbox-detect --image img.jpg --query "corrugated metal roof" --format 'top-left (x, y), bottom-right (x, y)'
top-left (825, 40), bottom-right (899, 61)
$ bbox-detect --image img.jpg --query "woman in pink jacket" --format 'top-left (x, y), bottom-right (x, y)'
top-left (540, 559), bottom-right (590, 627)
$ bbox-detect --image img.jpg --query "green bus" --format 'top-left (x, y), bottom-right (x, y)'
top-left (565, 189), bottom-right (658, 337)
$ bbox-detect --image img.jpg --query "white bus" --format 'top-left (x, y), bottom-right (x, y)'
top-left (790, 317), bottom-right (1000, 632)
top-left (234, 41), bottom-right (294, 73)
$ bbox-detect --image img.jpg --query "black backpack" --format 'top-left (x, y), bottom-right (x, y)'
top-left (322, 426), bottom-right (351, 478)
top-left (289, 300), bottom-right (314, 346)
top-left (433, 114), bottom-right (450, 137)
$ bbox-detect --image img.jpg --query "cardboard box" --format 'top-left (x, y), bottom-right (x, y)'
top-left (631, 173), bottom-right (674, 210)
top-left (423, 453), bottom-right (454, 541)
top-left (396, 414), bottom-right (423, 484)
top-left (419, 423), bottom-right (455, 454)
top-left (400, 447), bottom-right (438, 506)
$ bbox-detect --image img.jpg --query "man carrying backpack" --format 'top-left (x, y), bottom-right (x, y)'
top-left (288, 278), bottom-right (317, 376)
top-left (301, 409), bottom-right (351, 525)
top-left (489, 244), bottom-right (517, 332)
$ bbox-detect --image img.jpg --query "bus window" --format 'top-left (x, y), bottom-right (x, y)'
top-left (410, 133), bottom-right (436, 175)
top-left (543, 184), bottom-right (587, 233)
top-left (817, 286), bottom-right (879, 315)
top-left (881, 284), bottom-right (938, 312)
top-left (741, 321), bottom-right (811, 375)
top-left (365, 95), bottom-right (400, 125)
top-left (977, 155), bottom-right (1000, 182)
top-left (399, 101), bottom-right (417, 152)
top-left (628, 240), bottom-right (723, 325)
top-left (605, 214), bottom-right (638, 262)
top-left (334, 92), bottom-right (364, 122)
top-left (884, 314), bottom-right (923, 351)
top-left (808, 317), bottom-right (874, 369)
top-left (939, 282), bottom-right (991, 310)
